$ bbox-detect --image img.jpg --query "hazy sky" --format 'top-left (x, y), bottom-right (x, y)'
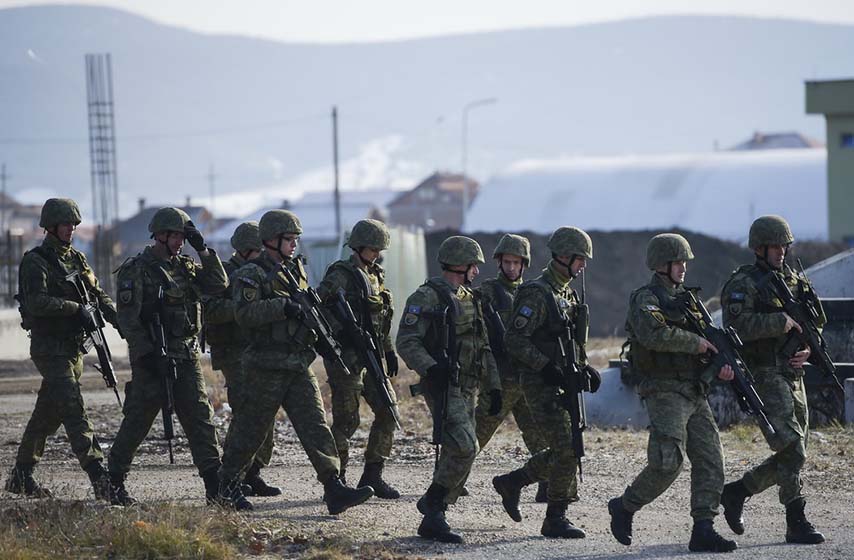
top-left (3, 0), bottom-right (854, 42)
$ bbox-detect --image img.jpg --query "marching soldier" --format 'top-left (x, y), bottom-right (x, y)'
top-left (216, 209), bottom-right (374, 513)
top-left (397, 236), bottom-right (502, 544)
top-left (474, 234), bottom-right (549, 501)
top-left (492, 227), bottom-right (600, 539)
top-left (107, 207), bottom-right (227, 505)
top-left (5, 198), bottom-right (115, 500)
top-left (203, 221), bottom-right (280, 497)
top-left (607, 233), bottom-right (737, 552)
top-left (316, 219), bottom-right (401, 498)
top-left (720, 216), bottom-right (826, 545)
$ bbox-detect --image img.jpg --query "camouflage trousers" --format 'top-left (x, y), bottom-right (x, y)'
top-left (220, 365), bottom-right (340, 483)
top-left (108, 355), bottom-right (220, 477)
top-left (324, 357), bottom-right (397, 473)
top-left (220, 357), bottom-right (274, 470)
top-left (475, 374), bottom-right (547, 454)
top-left (520, 374), bottom-right (578, 502)
top-left (739, 370), bottom-right (809, 505)
top-left (623, 385), bottom-right (724, 520)
top-left (423, 384), bottom-right (478, 505)
top-left (16, 354), bottom-right (103, 470)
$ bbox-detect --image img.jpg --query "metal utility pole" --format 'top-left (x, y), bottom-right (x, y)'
top-left (206, 163), bottom-right (217, 222)
top-left (0, 163), bottom-right (8, 233)
top-left (461, 97), bottom-right (497, 215)
top-left (332, 106), bottom-right (341, 237)
top-left (86, 53), bottom-right (120, 293)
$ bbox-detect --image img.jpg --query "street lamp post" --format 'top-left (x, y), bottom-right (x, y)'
top-left (461, 97), bottom-right (497, 218)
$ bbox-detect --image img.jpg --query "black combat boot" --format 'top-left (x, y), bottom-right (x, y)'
top-left (720, 480), bottom-right (751, 535)
top-left (200, 467), bottom-right (221, 504)
top-left (109, 473), bottom-right (138, 506)
top-left (215, 475), bottom-right (253, 511)
top-left (785, 498), bottom-right (825, 544)
top-left (492, 468), bottom-right (535, 522)
top-left (541, 500), bottom-right (586, 539)
top-left (608, 496), bottom-right (634, 546)
top-left (83, 461), bottom-right (111, 502)
top-left (535, 481), bottom-right (549, 503)
top-left (5, 463), bottom-right (52, 498)
top-left (357, 461), bottom-right (400, 499)
top-left (417, 483), bottom-right (464, 544)
top-left (688, 519), bottom-right (738, 552)
top-left (459, 486), bottom-right (470, 497)
top-left (244, 463), bottom-right (282, 497)
top-left (323, 474), bottom-right (374, 515)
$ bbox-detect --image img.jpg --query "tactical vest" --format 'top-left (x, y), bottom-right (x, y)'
top-left (524, 277), bottom-right (580, 365)
top-left (244, 256), bottom-right (317, 352)
top-left (628, 285), bottom-right (704, 379)
top-left (204, 257), bottom-right (247, 351)
top-left (17, 245), bottom-right (87, 337)
top-left (480, 278), bottom-right (515, 376)
top-left (326, 259), bottom-right (392, 341)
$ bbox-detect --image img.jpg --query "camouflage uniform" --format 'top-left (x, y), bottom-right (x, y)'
top-left (316, 253), bottom-right (398, 484)
top-left (108, 211), bottom-right (227, 501)
top-left (7, 200), bottom-right (117, 498)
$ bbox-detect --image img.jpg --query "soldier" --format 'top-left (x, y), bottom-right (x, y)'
top-left (316, 219), bottom-right (401, 498)
top-left (203, 221), bottom-right (279, 497)
top-left (491, 226), bottom-right (600, 539)
top-left (397, 236), bottom-right (502, 544)
top-left (607, 233), bottom-right (737, 552)
top-left (216, 209), bottom-right (374, 514)
top-left (4, 198), bottom-right (115, 500)
top-left (474, 234), bottom-right (549, 501)
top-left (719, 215), bottom-right (825, 545)
top-left (107, 207), bottom-right (227, 506)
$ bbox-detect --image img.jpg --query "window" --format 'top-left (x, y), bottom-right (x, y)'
top-left (842, 133), bottom-right (854, 149)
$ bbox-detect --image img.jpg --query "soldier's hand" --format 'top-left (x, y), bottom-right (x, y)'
top-left (76, 304), bottom-right (98, 332)
top-left (282, 298), bottom-right (302, 318)
top-left (541, 362), bottom-right (563, 386)
top-left (584, 364), bottom-right (602, 393)
top-left (789, 347), bottom-right (811, 368)
top-left (385, 351), bottom-right (399, 377)
top-left (696, 337), bottom-right (719, 355)
top-left (488, 389), bottom-right (503, 416)
top-left (183, 221), bottom-right (207, 252)
top-left (717, 364), bottom-right (735, 381)
top-left (782, 313), bottom-right (803, 334)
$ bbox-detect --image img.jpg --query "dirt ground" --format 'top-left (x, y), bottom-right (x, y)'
top-left (1, 356), bottom-right (852, 560)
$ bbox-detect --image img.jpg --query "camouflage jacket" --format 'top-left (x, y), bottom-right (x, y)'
top-left (626, 273), bottom-right (709, 390)
top-left (396, 276), bottom-right (500, 393)
top-left (18, 234), bottom-right (117, 357)
top-left (475, 273), bottom-right (521, 377)
top-left (203, 254), bottom-right (249, 367)
top-left (316, 254), bottom-right (394, 360)
top-left (116, 246), bottom-right (227, 363)
top-left (505, 262), bottom-right (586, 375)
top-left (232, 251), bottom-right (317, 371)
top-left (722, 260), bottom-right (826, 376)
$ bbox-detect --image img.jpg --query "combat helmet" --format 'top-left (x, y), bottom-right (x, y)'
top-left (148, 207), bottom-right (191, 234)
top-left (493, 233), bottom-right (531, 265)
top-left (259, 209), bottom-right (303, 241)
top-left (646, 233), bottom-right (694, 270)
top-left (547, 227), bottom-right (593, 259)
top-left (230, 221), bottom-right (261, 253)
top-left (748, 215), bottom-right (794, 250)
top-left (39, 198), bottom-right (82, 229)
top-left (438, 236), bottom-right (485, 267)
top-left (347, 219), bottom-right (390, 251)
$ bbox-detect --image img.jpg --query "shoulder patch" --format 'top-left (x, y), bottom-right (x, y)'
top-left (242, 287), bottom-right (257, 302)
top-left (645, 304), bottom-right (661, 312)
top-left (519, 305), bottom-right (533, 317)
top-left (240, 276), bottom-right (259, 288)
top-left (403, 304), bottom-right (421, 326)
top-left (729, 292), bottom-right (746, 302)
top-left (513, 316), bottom-right (529, 329)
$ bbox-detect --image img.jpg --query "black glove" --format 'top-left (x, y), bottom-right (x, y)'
top-left (282, 298), bottom-right (302, 318)
top-left (425, 363), bottom-right (448, 393)
top-left (488, 389), bottom-right (503, 416)
top-left (183, 220), bottom-right (207, 252)
top-left (385, 351), bottom-right (399, 377)
top-left (76, 304), bottom-right (98, 332)
top-left (584, 364), bottom-right (602, 393)
top-left (541, 362), bottom-right (563, 386)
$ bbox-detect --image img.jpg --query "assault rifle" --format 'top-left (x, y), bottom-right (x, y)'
top-left (554, 315), bottom-right (589, 482)
top-left (278, 265), bottom-right (351, 376)
top-left (760, 265), bottom-right (843, 391)
top-left (65, 272), bottom-right (122, 407)
top-left (676, 288), bottom-right (775, 435)
top-left (149, 286), bottom-right (177, 464)
top-left (333, 289), bottom-right (402, 430)
top-left (481, 299), bottom-right (506, 361)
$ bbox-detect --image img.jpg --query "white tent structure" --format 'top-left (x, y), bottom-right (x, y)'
top-left (464, 149), bottom-right (828, 243)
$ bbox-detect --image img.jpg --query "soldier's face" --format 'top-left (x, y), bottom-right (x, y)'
top-left (758, 244), bottom-right (786, 269)
top-left (570, 256), bottom-right (587, 277)
top-left (280, 234), bottom-right (299, 257)
top-left (499, 255), bottom-right (524, 281)
top-left (670, 260), bottom-right (687, 284)
top-left (156, 231), bottom-right (185, 255)
top-left (55, 222), bottom-right (76, 243)
top-left (466, 264), bottom-right (479, 283)
top-left (359, 247), bottom-right (381, 264)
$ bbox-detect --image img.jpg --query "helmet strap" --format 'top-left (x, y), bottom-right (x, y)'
top-left (155, 231), bottom-right (181, 257)
top-left (263, 235), bottom-right (290, 262)
top-left (552, 253), bottom-right (577, 278)
top-left (353, 247), bottom-right (373, 267)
